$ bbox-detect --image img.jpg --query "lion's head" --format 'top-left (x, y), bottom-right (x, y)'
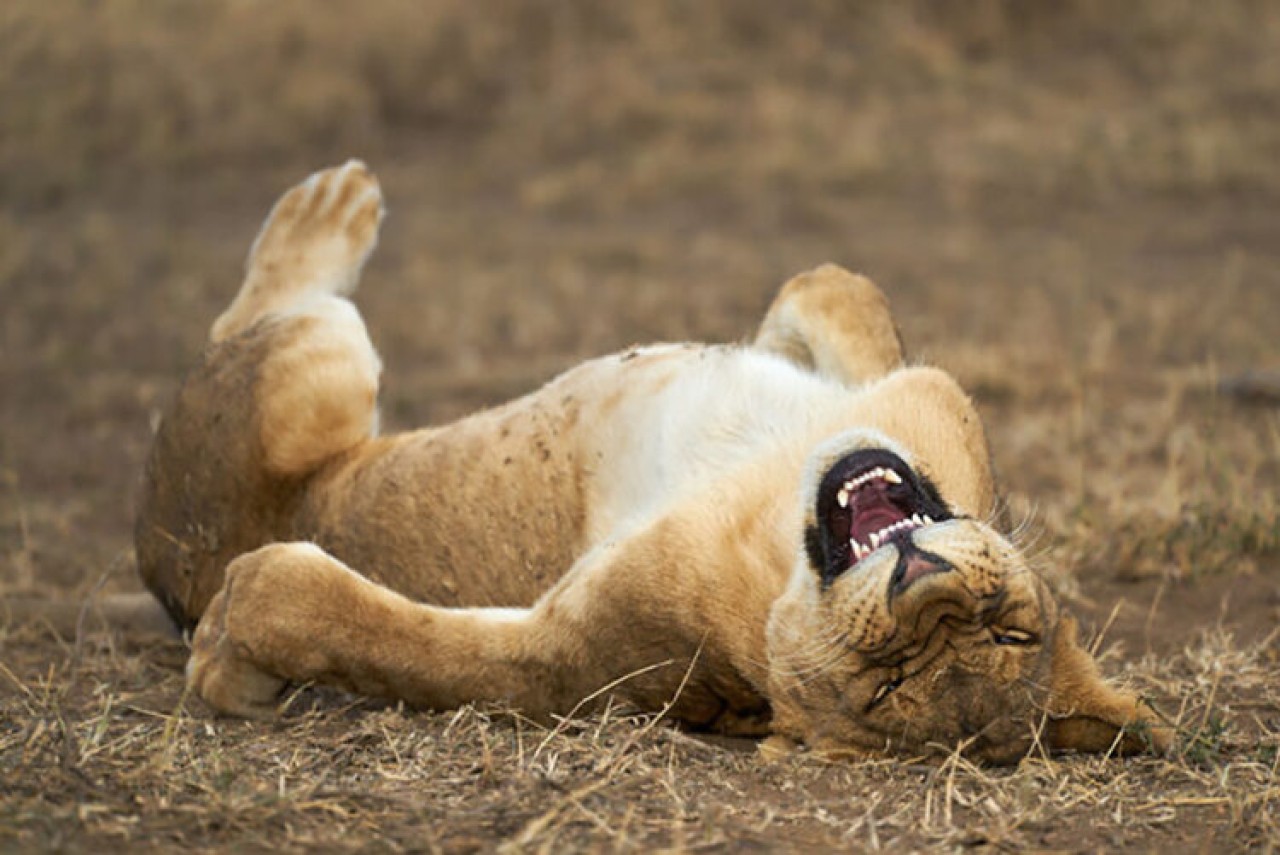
top-left (766, 432), bottom-right (1169, 763)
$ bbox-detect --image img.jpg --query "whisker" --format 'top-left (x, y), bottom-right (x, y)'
top-left (762, 625), bottom-right (856, 680)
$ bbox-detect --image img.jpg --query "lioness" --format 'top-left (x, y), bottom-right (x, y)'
top-left (138, 161), bottom-right (1168, 763)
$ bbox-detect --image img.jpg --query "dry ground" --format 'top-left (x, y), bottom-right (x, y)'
top-left (2, 1), bottom-right (1279, 850)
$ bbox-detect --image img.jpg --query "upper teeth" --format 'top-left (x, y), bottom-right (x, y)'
top-left (836, 467), bottom-right (903, 508)
top-left (849, 514), bottom-right (935, 562)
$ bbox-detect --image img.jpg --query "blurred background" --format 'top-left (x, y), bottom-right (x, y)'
top-left (3, 3), bottom-right (1280, 849)
top-left (1, 0), bottom-right (1277, 597)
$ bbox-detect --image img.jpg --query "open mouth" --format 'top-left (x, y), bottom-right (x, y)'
top-left (811, 448), bottom-right (953, 587)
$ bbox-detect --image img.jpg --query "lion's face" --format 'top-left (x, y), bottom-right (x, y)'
top-left (766, 439), bottom-right (1165, 762)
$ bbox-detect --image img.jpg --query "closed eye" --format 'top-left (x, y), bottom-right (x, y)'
top-left (867, 675), bottom-right (903, 711)
top-left (990, 627), bottom-right (1038, 646)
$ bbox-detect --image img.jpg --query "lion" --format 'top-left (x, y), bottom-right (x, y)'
top-left (133, 161), bottom-right (1169, 763)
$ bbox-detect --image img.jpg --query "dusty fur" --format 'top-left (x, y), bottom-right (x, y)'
top-left (139, 162), bottom-right (1170, 762)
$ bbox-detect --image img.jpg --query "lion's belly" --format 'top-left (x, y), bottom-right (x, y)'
top-left (579, 347), bottom-right (845, 539)
top-left (291, 345), bottom-right (849, 608)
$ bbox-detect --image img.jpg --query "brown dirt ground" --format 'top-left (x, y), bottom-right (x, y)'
top-left (2, 2), bottom-right (1279, 851)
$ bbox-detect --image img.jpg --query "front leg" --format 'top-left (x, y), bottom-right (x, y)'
top-left (188, 543), bottom-right (572, 718)
top-left (187, 536), bottom-right (773, 725)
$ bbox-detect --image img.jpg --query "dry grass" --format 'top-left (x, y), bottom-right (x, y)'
top-left (2, 1), bottom-right (1279, 850)
top-left (3, 623), bottom-right (1278, 850)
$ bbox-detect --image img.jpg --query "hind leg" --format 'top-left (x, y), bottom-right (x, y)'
top-left (212, 159), bottom-right (387, 477)
top-left (754, 264), bottom-right (904, 386)
top-left (137, 163), bottom-right (386, 628)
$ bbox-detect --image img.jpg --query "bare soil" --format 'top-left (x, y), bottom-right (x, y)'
top-left (2, 2), bottom-right (1278, 851)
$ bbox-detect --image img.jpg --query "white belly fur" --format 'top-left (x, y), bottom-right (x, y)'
top-left (584, 347), bottom-right (853, 539)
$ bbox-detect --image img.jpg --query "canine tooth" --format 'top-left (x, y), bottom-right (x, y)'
top-left (837, 489), bottom-right (849, 508)
top-left (884, 470), bottom-right (903, 484)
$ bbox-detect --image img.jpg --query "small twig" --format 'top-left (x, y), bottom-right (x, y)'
top-left (629, 635), bottom-right (706, 743)
top-left (1143, 578), bottom-right (1167, 654)
top-left (0, 659), bottom-right (35, 699)
top-left (533, 658), bottom-right (677, 760)
top-left (1178, 670), bottom-right (1223, 762)
top-left (1088, 598), bottom-right (1125, 658)
top-left (500, 777), bottom-right (633, 851)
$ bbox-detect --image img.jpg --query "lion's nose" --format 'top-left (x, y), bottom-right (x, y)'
top-left (890, 542), bottom-right (953, 597)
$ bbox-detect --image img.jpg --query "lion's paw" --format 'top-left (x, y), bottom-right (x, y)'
top-left (248, 159), bottom-right (384, 292)
top-left (185, 548), bottom-right (309, 719)
top-left (212, 160), bottom-right (385, 342)
top-left (187, 591), bottom-right (287, 719)
top-left (186, 542), bottom-right (356, 718)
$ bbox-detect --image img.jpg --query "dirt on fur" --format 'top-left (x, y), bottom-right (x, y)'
top-left (2, 2), bottom-right (1279, 851)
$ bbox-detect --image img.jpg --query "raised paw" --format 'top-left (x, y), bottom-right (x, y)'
top-left (211, 160), bottom-right (385, 343)
top-left (754, 264), bottom-right (903, 386)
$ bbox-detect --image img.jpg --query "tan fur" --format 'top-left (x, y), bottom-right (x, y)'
top-left (145, 162), bottom-right (1171, 762)
top-left (754, 264), bottom-right (905, 385)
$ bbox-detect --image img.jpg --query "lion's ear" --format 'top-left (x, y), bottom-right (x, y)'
top-left (1043, 615), bottom-right (1172, 755)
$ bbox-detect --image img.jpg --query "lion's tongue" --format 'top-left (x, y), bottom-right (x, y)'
top-left (849, 485), bottom-right (908, 548)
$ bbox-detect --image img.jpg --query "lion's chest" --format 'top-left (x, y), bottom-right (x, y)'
top-left (580, 348), bottom-right (845, 539)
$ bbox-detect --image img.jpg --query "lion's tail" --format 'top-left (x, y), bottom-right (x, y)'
top-left (2, 591), bottom-right (179, 640)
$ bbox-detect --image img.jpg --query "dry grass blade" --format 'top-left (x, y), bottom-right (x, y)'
top-left (532, 659), bottom-right (676, 759)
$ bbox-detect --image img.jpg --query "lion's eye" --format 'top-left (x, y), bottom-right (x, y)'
top-left (867, 676), bottom-right (903, 711)
top-left (990, 627), bottom-right (1038, 646)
